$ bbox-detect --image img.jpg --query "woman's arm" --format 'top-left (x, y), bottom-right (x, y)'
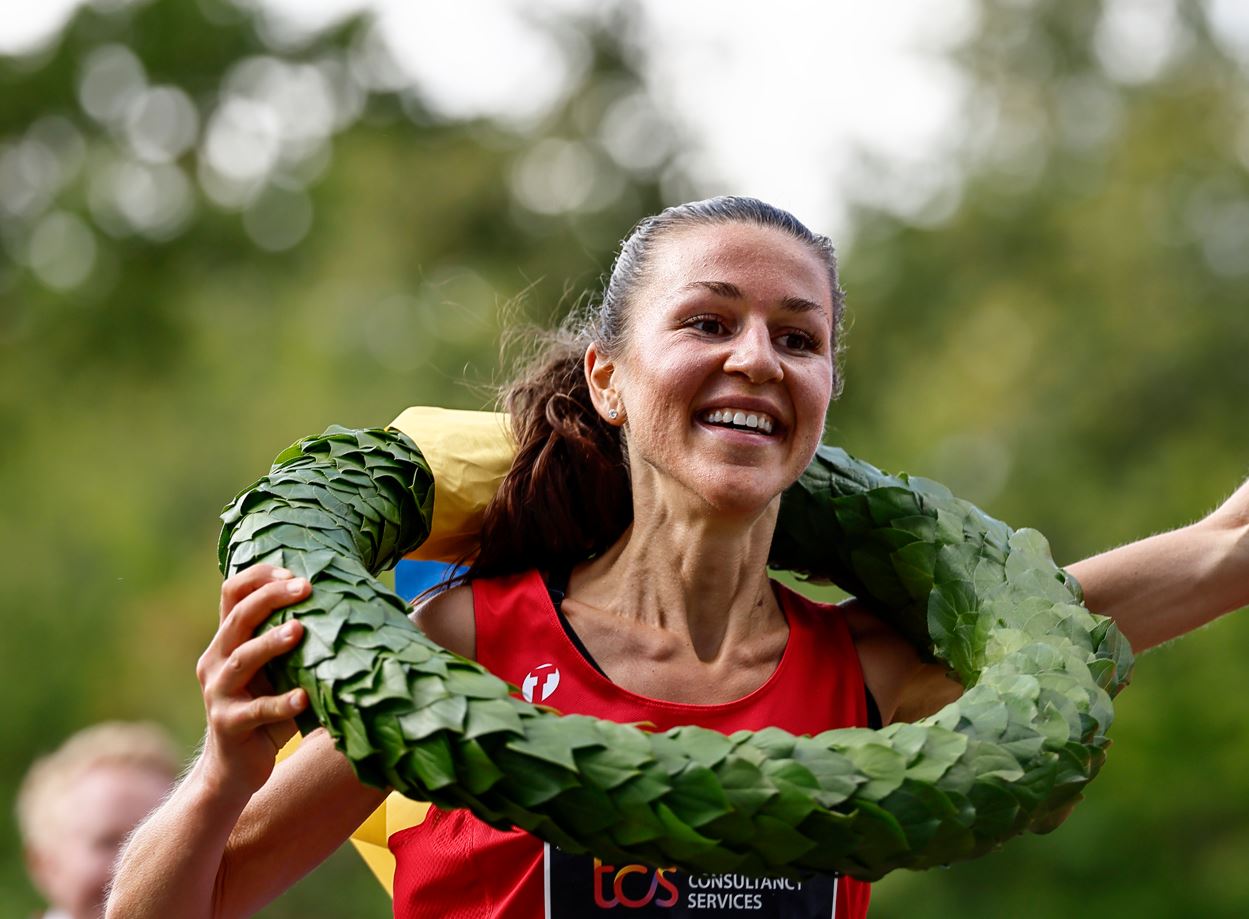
top-left (1066, 477), bottom-right (1249, 652)
top-left (844, 600), bottom-right (963, 725)
top-left (106, 566), bottom-right (388, 919)
top-left (410, 583), bottom-right (476, 658)
top-left (109, 728), bottom-right (386, 919)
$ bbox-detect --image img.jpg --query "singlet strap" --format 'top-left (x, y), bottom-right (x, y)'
top-left (545, 566), bottom-right (609, 679)
top-left (865, 685), bottom-right (883, 730)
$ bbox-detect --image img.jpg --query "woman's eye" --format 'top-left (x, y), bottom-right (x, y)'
top-left (778, 330), bottom-right (818, 352)
top-left (687, 315), bottom-right (728, 335)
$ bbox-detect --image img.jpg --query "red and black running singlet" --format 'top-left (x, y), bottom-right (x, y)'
top-left (391, 571), bottom-right (873, 919)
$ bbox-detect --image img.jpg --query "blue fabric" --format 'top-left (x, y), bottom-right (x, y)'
top-left (394, 559), bottom-right (460, 603)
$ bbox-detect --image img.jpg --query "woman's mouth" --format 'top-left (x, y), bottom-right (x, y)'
top-left (698, 408), bottom-right (777, 435)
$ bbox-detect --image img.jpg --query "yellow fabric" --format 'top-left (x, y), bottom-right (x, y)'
top-left (347, 793), bottom-right (431, 895)
top-left (388, 406), bottom-right (514, 565)
top-left (272, 408), bottom-right (514, 897)
top-left (275, 733), bottom-right (431, 897)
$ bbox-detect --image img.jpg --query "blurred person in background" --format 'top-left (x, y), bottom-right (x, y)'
top-left (17, 721), bottom-right (179, 919)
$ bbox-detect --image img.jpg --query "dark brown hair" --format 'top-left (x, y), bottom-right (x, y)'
top-left (461, 196), bottom-right (846, 581)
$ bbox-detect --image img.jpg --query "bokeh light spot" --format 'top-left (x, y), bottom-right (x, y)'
top-left (78, 43), bottom-right (147, 125)
top-left (123, 85), bottom-right (200, 164)
top-left (28, 209), bottom-right (97, 290)
top-left (242, 182), bottom-right (312, 251)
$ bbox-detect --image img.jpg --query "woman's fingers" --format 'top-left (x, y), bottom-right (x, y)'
top-left (218, 577), bottom-right (311, 654)
top-left (202, 618), bottom-right (308, 746)
top-left (219, 563), bottom-right (294, 622)
top-left (213, 620), bottom-right (305, 697)
top-left (209, 689), bottom-right (308, 742)
top-left (193, 566), bottom-right (314, 796)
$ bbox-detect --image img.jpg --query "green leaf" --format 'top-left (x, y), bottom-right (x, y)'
top-left (665, 764), bottom-right (732, 828)
top-left (750, 813), bottom-right (816, 866)
top-left (457, 737), bottom-right (505, 795)
top-left (398, 695), bottom-right (469, 742)
top-left (463, 698), bottom-right (526, 739)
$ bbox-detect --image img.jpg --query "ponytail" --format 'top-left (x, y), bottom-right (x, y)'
top-left (461, 332), bottom-right (632, 581)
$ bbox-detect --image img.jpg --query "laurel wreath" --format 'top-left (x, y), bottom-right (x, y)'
top-left (218, 424), bottom-right (1133, 881)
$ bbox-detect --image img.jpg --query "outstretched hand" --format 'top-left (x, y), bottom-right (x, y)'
top-left (196, 564), bottom-right (311, 800)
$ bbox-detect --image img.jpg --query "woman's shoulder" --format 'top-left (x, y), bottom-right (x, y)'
top-left (769, 581), bottom-right (882, 637)
top-left (830, 595), bottom-right (965, 724)
top-left (825, 594), bottom-right (921, 667)
top-left (410, 583), bottom-right (476, 659)
top-left (408, 568), bottom-right (550, 660)
top-left (835, 595), bottom-right (903, 643)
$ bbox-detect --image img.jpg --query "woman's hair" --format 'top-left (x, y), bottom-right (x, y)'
top-left (461, 195), bottom-right (845, 581)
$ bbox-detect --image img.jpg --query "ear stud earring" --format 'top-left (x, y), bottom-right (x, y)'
top-left (609, 409), bottom-right (619, 419)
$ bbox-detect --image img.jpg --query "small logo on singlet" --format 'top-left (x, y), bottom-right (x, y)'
top-left (522, 663), bottom-right (561, 702)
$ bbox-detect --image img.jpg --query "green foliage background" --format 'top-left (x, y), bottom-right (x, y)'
top-left (1, 0), bottom-right (1246, 916)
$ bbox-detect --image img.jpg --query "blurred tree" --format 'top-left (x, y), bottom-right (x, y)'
top-left (838, 0), bottom-right (1249, 916)
top-left (0, 1), bottom-right (676, 916)
top-left (4, 0), bottom-right (1248, 916)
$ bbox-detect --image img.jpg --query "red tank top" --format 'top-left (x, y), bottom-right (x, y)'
top-left (391, 571), bottom-right (872, 918)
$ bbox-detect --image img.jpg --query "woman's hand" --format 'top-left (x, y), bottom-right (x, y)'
top-left (195, 564), bottom-right (311, 801)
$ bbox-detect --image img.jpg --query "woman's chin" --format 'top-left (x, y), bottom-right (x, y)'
top-left (692, 476), bottom-right (786, 520)
top-left (630, 448), bottom-right (797, 521)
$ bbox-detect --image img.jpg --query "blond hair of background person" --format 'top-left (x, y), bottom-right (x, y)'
top-left (17, 721), bottom-right (180, 919)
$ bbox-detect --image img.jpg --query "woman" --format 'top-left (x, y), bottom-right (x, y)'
top-left (107, 197), bottom-right (1249, 918)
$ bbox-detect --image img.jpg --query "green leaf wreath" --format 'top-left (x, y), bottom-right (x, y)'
top-left (218, 424), bottom-right (1133, 881)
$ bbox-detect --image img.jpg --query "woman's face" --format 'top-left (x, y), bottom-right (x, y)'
top-left (600, 221), bottom-right (836, 517)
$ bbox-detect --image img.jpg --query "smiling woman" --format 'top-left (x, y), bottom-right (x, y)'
top-left (105, 197), bottom-right (1249, 919)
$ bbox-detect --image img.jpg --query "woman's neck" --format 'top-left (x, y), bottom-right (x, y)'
top-left (571, 490), bottom-right (784, 663)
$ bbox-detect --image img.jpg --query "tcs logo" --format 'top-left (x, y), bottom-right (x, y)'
top-left (522, 663), bottom-right (560, 703)
top-left (593, 858), bottom-right (680, 909)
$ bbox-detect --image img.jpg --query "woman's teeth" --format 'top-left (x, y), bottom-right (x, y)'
top-left (702, 409), bottom-right (775, 434)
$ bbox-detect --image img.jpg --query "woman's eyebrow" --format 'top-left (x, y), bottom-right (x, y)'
top-left (681, 280), bottom-right (825, 315)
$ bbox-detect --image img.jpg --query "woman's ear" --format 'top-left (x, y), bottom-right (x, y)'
top-left (585, 342), bottom-right (625, 425)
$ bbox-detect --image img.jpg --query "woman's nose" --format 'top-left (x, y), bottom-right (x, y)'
top-left (723, 324), bottom-right (782, 383)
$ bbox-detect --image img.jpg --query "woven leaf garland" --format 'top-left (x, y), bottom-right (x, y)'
top-left (219, 425), bottom-right (1133, 881)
